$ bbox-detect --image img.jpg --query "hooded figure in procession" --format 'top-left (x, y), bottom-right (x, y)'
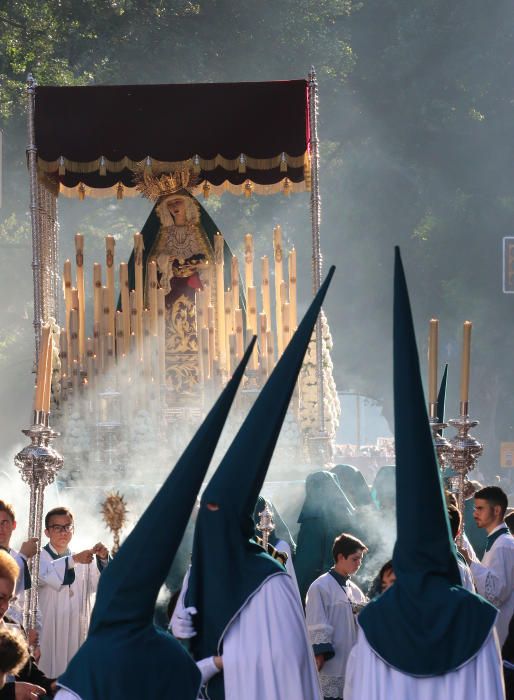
top-left (179, 268), bottom-right (336, 700)
top-left (53, 341), bottom-right (255, 700)
top-left (344, 248), bottom-right (503, 700)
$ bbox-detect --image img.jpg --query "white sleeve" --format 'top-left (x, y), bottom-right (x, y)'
top-left (169, 565), bottom-right (191, 635)
top-left (471, 546), bottom-right (512, 606)
top-left (305, 581), bottom-right (334, 648)
top-left (38, 553), bottom-right (71, 591)
top-left (55, 689), bottom-right (82, 699)
top-left (196, 656), bottom-right (221, 684)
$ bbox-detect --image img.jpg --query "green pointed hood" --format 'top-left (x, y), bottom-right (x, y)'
top-left (358, 248), bottom-right (495, 676)
top-left (185, 268), bottom-right (335, 698)
top-left (58, 340), bottom-right (255, 700)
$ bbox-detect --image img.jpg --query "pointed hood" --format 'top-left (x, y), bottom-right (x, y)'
top-left (186, 268), bottom-right (335, 693)
top-left (58, 341), bottom-right (255, 700)
top-left (358, 248), bottom-right (495, 676)
top-left (331, 464), bottom-right (374, 508)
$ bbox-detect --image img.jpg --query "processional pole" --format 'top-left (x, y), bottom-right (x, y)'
top-left (27, 74), bottom-right (43, 361)
top-left (17, 75), bottom-right (64, 631)
top-left (308, 67), bottom-right (331, 464)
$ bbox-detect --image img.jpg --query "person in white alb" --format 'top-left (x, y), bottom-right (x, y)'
top-left (460, 485), bottom-right (514, 646)
top-left (38, 507), bottom-right (109, 678)
top-left (306, 533), bottom-right (368, 699)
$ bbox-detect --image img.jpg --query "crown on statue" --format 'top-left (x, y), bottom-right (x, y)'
top-left (133, 162), bottom-right (199, 200)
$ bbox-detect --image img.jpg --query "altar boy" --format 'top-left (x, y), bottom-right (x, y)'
top-left (306, 533), bottom-right (367, 700)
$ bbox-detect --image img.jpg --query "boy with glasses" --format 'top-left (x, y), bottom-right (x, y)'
top-left (38, 508), bottom-right (109, 678)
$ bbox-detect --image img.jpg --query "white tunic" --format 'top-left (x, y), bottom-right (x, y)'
top-left (275, 539), bottom-right (300, 599)
top-left (305, 571), bottom-right (366, 699)
top-left (222, 573), bottom-right (323, 700)
top-left (344, 627), bottom-right (505, 700)
top-left (457, 557), bottom-right (475, 592)
top-left (38, 547), bottom-right (104, 677)
top-left (470, 524), bottom-right (514, 646)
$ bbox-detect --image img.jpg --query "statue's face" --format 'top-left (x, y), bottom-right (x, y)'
top-left (166, 197), bottom-right (187, 225)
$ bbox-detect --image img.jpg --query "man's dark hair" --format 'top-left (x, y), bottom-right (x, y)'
top-left (45, 507), bottom-right (74, 530)
top-left (447, 505), bottom-right (462, 540)
top-left (332, 533), bottom-right (367, 562)
top-left (0, 501), bottom-right (15, 523)
top-left (474, 486), bottom-right (508, 518)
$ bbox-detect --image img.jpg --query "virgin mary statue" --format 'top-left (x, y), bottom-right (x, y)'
top-left (126, 188), bottom-right (240, 399)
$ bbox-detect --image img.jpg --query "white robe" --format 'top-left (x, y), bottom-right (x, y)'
top-left (222, 573), bottom-right (323, 700)
top-left (6, 548), bottom-right (42, 631)
top-left (344, 627), bottom-right (505, 700)
top-left (470, 524), bottom-right (514, 646)
top-left (275, 539), bottom-right (300, 599)
top-left (305, 571), bottom-right (366, 699)
top-left (38, 547), bottom-right (104, 677)
top-left (457, 556), bottom-right (475, 592)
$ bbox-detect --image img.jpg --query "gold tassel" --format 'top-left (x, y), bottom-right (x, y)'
top-left (58, 156), bottom-right (65, 176)
top-left (238, 154), bottom-right (247, 174)
top-left (78, 183), bottom-right (86, 201)
top-left (243, 180), bottom-right (253, 198)
top-left (282, 178), bottom-right (291, 196)
top-left (280, 152), bottom-right (287, 173)
top-left (203, 181), bottom-right (210, 199)
top-left (193, 155), bottom-right (201, 175)
top-left (117, 183), bottom-right (124, 200)
top-left (99, 156), bottom-right (107, 176)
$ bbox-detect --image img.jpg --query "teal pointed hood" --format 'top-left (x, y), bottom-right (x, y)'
top-left (358, 248), bottom-right (496, 676)
top-left (185, 268), bottom-right (335, 698)
top-left (58, 340), bottom-right (255, 700)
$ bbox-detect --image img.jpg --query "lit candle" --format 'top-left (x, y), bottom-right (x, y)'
top-left (273, 225), bottom-right (284, 356)
top-left (133, 233), bottom-right (144, 355)
top-left (75, 234), bottom-right (86, 365)
top-left (259, 312), bottom-right (268, 377)
top-left (86, 336), bottom-right (95, 392)
top-left (428, 319), bottom-right (438, 406)
top-left (142, 310), bottom-right (152, 380)
top-left (288, 248), bottom-right (297, 331)
top-left (34, 325), bottom-right (51, 411)
top-left (105, 235), bottom-right (116, 339)
top-left (231, 256), bottom-right (240, 311)
top-left (224, 289), bottom-right (233, 367)
top-left (93, 263), bottom-right (103, 342)
top-left (119, 263), bottom-right (130, 355)
top-left (460, 321), bottom-right (472, 408)
top-left (261, 256), bottom-right (271, 326)
top-left (147, 260), bottom-right (158, 335)
top-left (214, 234), bottom-right (226, 369)
top-left (69, 309), bottom-right (80, 388)
top-left (116, 311), bottom-right (124, 362)
top-left (235, 308), bottom-right (244, 362)
top-left (247, 286), bottom-right (258, 369)
top-left (244, 233), bottom-right (254, 300)
top-left (266, 329), bottom-right (275, 373)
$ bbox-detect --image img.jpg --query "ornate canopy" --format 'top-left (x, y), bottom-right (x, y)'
top-left (35, 80), bottom-right (311, 198)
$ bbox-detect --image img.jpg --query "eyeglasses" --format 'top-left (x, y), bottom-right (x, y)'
top-left (48, 524), bottom-right (74, 534)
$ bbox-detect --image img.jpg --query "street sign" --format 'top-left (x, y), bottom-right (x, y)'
top-left (500, 442), bottom-right (514, 467)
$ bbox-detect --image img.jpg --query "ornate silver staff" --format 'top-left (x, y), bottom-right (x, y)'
top-left (256, 501), bottom-right (275, 551)
top-left (14, 410), bottom-right (63, 630)
top-left (446, 322), bottom-right (482, 545)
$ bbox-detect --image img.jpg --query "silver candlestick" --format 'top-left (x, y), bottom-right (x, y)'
top-left (446, 401), bottom-right (483, 545)
top-left (257, 502), bottom-right (275, 551)
top-left (14, 411), bottom-right (63, 630)
top-left (428, 402), bottom-right (452, 471)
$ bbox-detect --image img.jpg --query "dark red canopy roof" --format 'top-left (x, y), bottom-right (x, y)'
top-left (35, 80), bottom-right (310, 196)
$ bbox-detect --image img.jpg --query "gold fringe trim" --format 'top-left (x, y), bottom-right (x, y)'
top-left (37, 152), bottom-right (308, 176)
top-left (58, 177), bottom-right (309, 200)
